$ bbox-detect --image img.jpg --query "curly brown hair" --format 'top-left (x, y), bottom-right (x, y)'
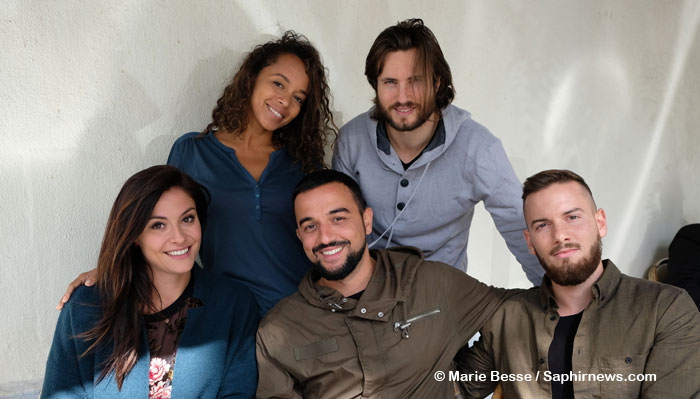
top-left (201, 31), bottom-right (336, 173)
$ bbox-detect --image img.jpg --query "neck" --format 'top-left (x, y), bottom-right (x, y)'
top-left (149, 270), bottom-right (192, 313)
top-left (318, 248), bottom-right (375, 298)
top-left (551, 262), bottom-right (604, 316)
top-left (216, 124), bottom-right (274, 151)
top-left (385, 112), bottom-right (439, 163)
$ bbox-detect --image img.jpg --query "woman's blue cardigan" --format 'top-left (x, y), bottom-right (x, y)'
top-left (41, 266), bottom-right (259, 398)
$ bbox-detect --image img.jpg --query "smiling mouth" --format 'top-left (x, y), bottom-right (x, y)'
top-left (321, 247), bottom-right (342, 256)
top-left (267, 104), bottom-right (283, 119)
top-left (165, 246), bottom-right (190, 256)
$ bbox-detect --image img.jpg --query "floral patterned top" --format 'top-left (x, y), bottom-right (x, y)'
top-left (145, 276), bottom-right (203, 399)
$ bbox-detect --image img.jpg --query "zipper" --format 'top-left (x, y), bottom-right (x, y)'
top-left (393, 308), bottom-right (441, 339)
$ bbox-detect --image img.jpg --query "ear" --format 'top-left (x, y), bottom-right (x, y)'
top-left (523, 229), bottom-right (536, 256)
top-left (295, 227), bottom-right (302, 242)
top-left (362, 207), bottom-right (373, 236)
top-left (595, 208), bottom-right (607, 239)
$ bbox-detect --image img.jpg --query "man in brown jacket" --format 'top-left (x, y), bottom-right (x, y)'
top-left (256, 169), bottom-right (514, 398)
top-left (457, 169), bottom-right (700, 398)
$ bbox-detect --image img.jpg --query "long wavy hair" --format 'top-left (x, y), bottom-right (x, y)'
top-left (79, 165), bottom-right (209, 389)
top-left (201, 31), bottom-right (336, 173)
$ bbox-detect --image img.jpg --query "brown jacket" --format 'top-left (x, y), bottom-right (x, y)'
top-left (256, 247), bottom-right (512, 398)
top-left (457, 260), bottom-right (700, 398)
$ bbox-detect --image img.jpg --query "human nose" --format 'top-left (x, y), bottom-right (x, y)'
top-left (317, 222), bottom-right (335, 244)
top-left (170, 224), bottom-right (186, 244)
top-left (398, 82), bottom-right (412, 103)
top-left (551, 222), bottom-right (570, 244)
top-left (277, 93), bottom-right (290, 108)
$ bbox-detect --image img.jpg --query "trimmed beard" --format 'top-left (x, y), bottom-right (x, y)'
top-left (536, 235), bottom-right (603, 286)
top-left (312, 238), bottom-right (367, 281)
top-left (376, 100), bottom-right (434, 132)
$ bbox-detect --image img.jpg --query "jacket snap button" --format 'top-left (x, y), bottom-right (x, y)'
top-left (360, 308), bottom-right (367, 314)
top-left (377, 312), bottom-right (384, 317)
top-left (539, 358), bottom-right (545, 364)
top-left (400, 179), bottom-right (409, 187)
top-left (625, 357), bottom-right (632, 364)
top-left (397, 202), bottom-right (405, 211)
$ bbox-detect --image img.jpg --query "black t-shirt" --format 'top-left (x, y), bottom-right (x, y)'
top-left (548, 311), bottom-right (583, 399)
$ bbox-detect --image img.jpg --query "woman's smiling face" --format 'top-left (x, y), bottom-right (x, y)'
top-left (247, 53), bottom-right (310, 134)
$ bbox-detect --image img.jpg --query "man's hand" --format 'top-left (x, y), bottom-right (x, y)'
top-left (56, 269), bottom-right (97, 310)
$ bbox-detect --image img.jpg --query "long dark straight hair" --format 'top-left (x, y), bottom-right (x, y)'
top-left (79, 165), bottom-right (209, 389)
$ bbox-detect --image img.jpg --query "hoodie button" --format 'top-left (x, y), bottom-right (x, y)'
top-left (360, 308), bottom-right (367, 314)
top-left (397, 202), bottom-right (405, 211)
top-left (400, 179), bottom-right (409, 187)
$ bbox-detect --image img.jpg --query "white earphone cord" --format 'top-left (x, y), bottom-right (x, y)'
top-left (368, 161), bottom-right (431, 249)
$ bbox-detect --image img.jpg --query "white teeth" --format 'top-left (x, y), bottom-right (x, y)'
top-left (268, 105), bottom-right (283, 118)
top-left (166, 248), bottom-right (189, 256)
top-left (322, 247), bottom-right (342, 256)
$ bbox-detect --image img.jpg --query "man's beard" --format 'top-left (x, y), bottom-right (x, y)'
top-left (312, 239), bottom-right (366, 281)
top-left (377, 100), bottom-right (434, 132)
top-left (536, 235), bottom-right (603, 286)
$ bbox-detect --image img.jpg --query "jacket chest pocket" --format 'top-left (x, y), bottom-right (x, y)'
top-left (597, 353), bottom-right (648, 397)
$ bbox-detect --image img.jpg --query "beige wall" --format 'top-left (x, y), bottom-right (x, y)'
top-left (2, 0), bottom-right (699, 394)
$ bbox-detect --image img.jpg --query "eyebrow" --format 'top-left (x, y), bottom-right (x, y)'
top-left (297, 207), bottom-right (350, 226)
top-left (149, 207), bottom-right (196, 220)
top-left (529, 207), bottom-right (584, 228)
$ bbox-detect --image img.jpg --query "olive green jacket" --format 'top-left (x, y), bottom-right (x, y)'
top-left (457, 260), bottom-right (700, 398)
top-left (256, 247), bottom-right (512, 398)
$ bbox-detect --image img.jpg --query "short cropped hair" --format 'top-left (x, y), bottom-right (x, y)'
top-left (365, 18), bottom-right (455, 115)
top-left (522, 169), bottom-right (595, 207)
top-left (292, 169), bottom-right (367, 214)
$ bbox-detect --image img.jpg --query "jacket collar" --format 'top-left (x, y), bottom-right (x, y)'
top-left (297, 246), bottom-right (425, 321)
top-left (538, 259), bottom-right (622, 311)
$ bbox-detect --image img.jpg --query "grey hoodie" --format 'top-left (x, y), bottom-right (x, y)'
top-left (333, 104), bottom-right (544, 285)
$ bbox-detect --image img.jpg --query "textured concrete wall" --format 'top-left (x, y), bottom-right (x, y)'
top-left (1, 0), bottom-right (699, 394)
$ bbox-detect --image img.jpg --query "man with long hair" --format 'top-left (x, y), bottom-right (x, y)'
top-left (333, 18), bottom-right (543, 286)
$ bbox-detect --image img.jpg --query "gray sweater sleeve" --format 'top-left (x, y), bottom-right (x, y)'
top-left (472, 140), bottom-right (544, 285)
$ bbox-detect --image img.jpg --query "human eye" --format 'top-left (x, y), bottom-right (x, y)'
top-left (567, 214), bottom-right (580, 221)
top-left (294, 95), bottom-right (305, 105)
top-left (150, 221), bottom-right (166, 230)
top-left (303, 223), bottom-right (316, 232)
top-left (333, 216), bottom-right (346, 223)
top-left (534, 222), bottom-right (548, 231)
top-left (183, 214), bottom-right (196, 223)
top-left (383, 79), bottom-right (397, 86)
top-left (273, 80), bottom-right (284, 89)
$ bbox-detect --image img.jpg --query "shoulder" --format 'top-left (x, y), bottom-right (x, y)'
top-left (170, 131), bottom-right (203, 150)
top-left (338, 110), bottom-right (373, 141)
top-left (60, 285), bottom-right (102, 328)
top-left (443, 105), bottom-right (499, 146)
top-left (257, 292), bottom-right (307, 335)
top-left (618, 273), bottom-right (692, 307)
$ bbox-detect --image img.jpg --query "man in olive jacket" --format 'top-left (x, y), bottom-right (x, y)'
top-left (256, 170), bottom-right (513, 398)
top-left (457, 169), bottom-right (700, 398)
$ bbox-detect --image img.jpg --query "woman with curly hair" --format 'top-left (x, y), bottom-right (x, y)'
top-left (43, 165), bottom-right (258, 398)
top-left (58, 32), bottom-right (336, 315)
